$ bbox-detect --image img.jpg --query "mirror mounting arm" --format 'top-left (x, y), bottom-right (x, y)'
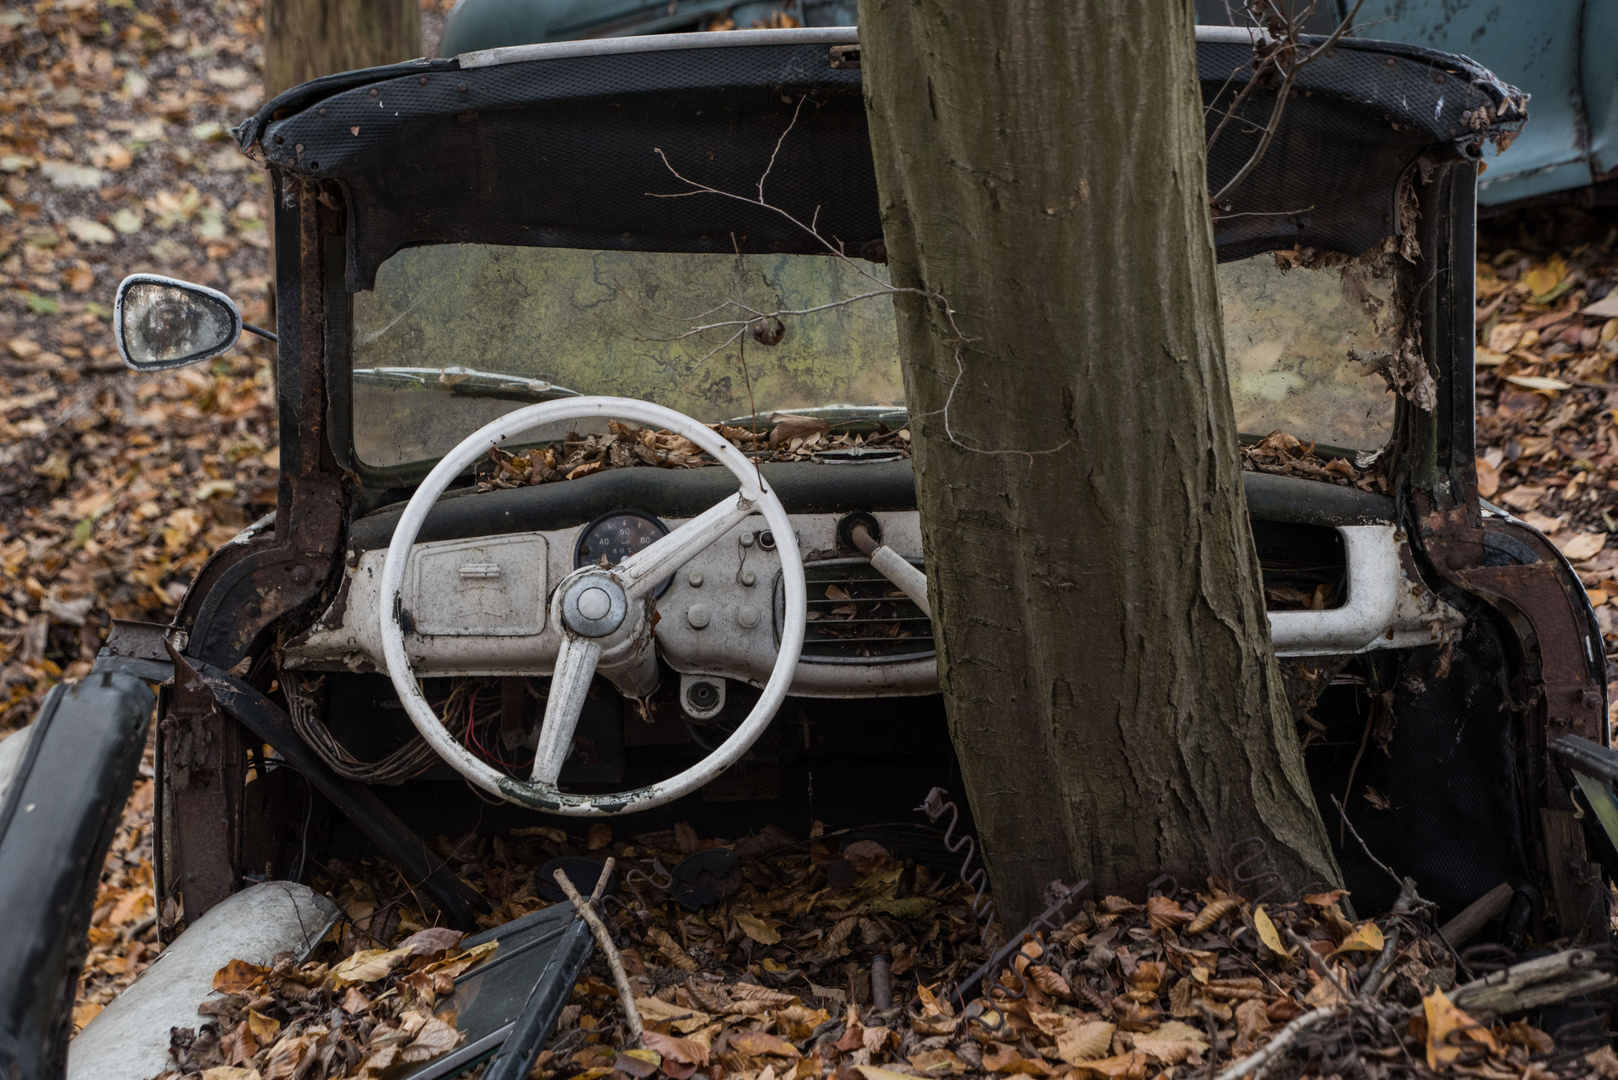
top-left (242, 322), bottom-right (278, 344)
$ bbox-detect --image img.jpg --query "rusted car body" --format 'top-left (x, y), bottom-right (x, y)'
top-left (3, 23), bottom-right (1613, 1078)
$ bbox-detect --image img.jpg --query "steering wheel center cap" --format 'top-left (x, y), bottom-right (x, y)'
top-left (561, 573), bottom-right (628, 637)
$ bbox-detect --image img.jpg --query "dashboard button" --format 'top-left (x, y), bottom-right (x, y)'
top-left (688, 571), bottom-right (704, 588)
top-left (737, 605), bottom-right (760, 629)
top-left (687, 604), bottom-right (711, 629)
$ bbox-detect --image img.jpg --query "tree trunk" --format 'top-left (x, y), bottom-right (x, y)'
top-left (857, 1), bottom-right (1341, 925)
top-left (264, 0), bottom-right (422, 99)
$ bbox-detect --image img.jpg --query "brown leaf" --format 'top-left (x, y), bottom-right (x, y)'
top-left (399, 927), bottom-right (464, 955)
top-left (736, 912), bottom-right (781, 945)
top-left (1056, 1020), bottom-right (1117, 1064)
top-left (400, 1015), bottom-right (462, 1063)
top-left (246, 1009), bottom-right (280, 1042)
top-left (218, 1021), bottom-right (258, 1066)
top-left (768, 415), bottom-right (829, 448)
top-left (1027, 964), bottom-right (1072, 998)
top-left (1233, 998), bottom-right (1270, 1055)
top-left (1185, 897), bottom-right (1239, 934)
top-left (614, 1048), bottom-right (663, 1077)
top-left (1130, 1020), bottom-right (1209, 1065)
top-left (328, 947), bottom-right (411, 987)
top-left (980, 1042), bottom-right (1050, 1075)
top-left (1069, 1051), bottom-right (1148, 1080)
top-left (1424, 989), bottom-right (1497, 1070)
top-left (642, 1029), bottom-right (710, 1067)
top-left (1146, 896), bottom-right (1194, 932)
top-left (212, 959), bottom-right (271, 995)
top-left (729, 1031), bottom-right (800, 1058)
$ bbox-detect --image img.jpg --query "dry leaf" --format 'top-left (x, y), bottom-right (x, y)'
top-left (1057, 1020), bottom-right (1117, 1064)
top-left (1331, 921), bottom-right (1385, 955)
top-left (1129, 1020), bottom-right (1209, 1065)
top-left (1186, 896), bottom-right (1239, 934)
top-left (1424, 988), bottom-right (1498, 1070)
top-left (1252, 906), bottom-right (1293, 959)
top-left (641, 1029), bottom-right (710, 1067)
top-left (212, 959), bottom-right (270, 995)
top-left (1146, 895), bottom-right (1194, 932)
top-left (1557, 532), bottom-right (1606, 561)
top-left (1068, 1052), bottom-right (1147, 1080)
top-left (736, 912), bottom-right (782, 945)
top-left (1504, 374), bottom-right (1572, 392)
top-left (328, 947), bottom-right (411, 987)
top-left (729, 1031), bottom-right (800, 1058)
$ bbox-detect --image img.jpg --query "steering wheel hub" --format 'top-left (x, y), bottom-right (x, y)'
top-left (561, 572), bottom-right (628, 637)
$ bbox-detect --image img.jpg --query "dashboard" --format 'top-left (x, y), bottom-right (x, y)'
top-left (284, 503), bottom-right (1468, 705)
top-left (283, 509), bottom-right (938, 698)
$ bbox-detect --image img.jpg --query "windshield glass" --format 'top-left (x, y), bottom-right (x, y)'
top-left (351, 246), bottom-right (904, 468)
top-left (349, 245), bottom-right (1396, 469)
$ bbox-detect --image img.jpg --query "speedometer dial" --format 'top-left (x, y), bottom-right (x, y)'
top-left (574, 510), bottom-right (672, 596)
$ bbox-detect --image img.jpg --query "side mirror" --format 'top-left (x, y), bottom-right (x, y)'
top-left (113, 274), bottom-right (243, 372)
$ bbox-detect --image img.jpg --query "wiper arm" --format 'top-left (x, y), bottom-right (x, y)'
top-left (352, 366), bottom-right (583, 403)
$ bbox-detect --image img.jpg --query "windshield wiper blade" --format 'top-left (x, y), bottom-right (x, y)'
top-left (352, 366), bottom-right (582, 403)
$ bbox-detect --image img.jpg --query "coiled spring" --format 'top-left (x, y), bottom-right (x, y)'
top-left (918, 787), bottom-right (997, 947)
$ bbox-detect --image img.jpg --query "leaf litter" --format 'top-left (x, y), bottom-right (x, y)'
top-left (0, 0), bottom-right (1611, 1074)
top-left (150, 828), bottom-right (1610, 1079)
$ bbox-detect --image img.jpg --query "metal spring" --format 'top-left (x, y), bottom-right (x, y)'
top-left (1226, 836), bottom-right (1284, 905)
top-left (1458, 942), bottom-right (1516, 976)
top-left (918, 786), bottom-right (997, 947)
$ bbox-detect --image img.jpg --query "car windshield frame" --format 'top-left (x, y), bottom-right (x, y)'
top-left (291, 30), bottom-right (1502, 497)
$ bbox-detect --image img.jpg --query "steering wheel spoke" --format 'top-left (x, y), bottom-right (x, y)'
top-left (615, 493), bottom-right (757, 601)
top-left (531, 636), bottom-right (600, 785)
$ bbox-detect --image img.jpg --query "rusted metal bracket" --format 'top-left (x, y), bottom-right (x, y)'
top-left (169, 651), bottom-right (489, 931)
top-left (950, 879), bottom-right (1090, 1007)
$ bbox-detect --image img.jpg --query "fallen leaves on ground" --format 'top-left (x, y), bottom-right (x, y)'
top-left (0, 0), bottom-right (278, 735)
top-left (144, 823), bottom-right (1597, 1080)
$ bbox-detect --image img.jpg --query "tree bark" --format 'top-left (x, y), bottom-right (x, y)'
top-left (857, 0), bottom-right (1341, 924)
top-left (264, 0), bottom-right (422, 99)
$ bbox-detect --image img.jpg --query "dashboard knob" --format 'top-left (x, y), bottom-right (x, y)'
top-left (737, 605), bottom-right (760, 629)
top-left (687, 604), bottom-right (711, 629)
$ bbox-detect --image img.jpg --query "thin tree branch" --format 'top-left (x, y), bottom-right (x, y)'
top-left (554, 860), bottom-right (643, 1047)
top-left (1210, 0), bottom-right (1368, 205)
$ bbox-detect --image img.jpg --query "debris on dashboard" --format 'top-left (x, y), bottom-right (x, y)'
top-left (1239, 430), bottom-right (1389, 494)
top-left (475, 420), bottom-right (912, 492)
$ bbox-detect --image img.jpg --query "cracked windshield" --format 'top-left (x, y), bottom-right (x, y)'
top-left (351, 245), bottom-right (1397, 468)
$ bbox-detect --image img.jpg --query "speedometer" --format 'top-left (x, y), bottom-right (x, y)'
top-left (574, 510), bottom-right (672, 596)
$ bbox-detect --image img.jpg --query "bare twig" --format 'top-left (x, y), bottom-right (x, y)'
top-left (1209, 0), bottom-right (1369, 205)
top-left (1284, 924), bottom-right (1352, 1003)
top-left (1329, 795), bottom-right (1401, 887)
top-left (1212, 1004), bottom-right (1345, 1080)
top-left (1358, 924), bottom-right (1400, 999)
top-left (649, 109), bottom-right (1071, 460)
top-left (555, 860), bottom-right (643, 1046)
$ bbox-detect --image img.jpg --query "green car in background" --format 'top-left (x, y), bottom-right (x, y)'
top-left (439, 0), bottom-right (1618, 211)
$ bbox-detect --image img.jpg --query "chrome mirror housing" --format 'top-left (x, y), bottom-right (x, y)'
top-left (113, 274), bottom-right (243, 372)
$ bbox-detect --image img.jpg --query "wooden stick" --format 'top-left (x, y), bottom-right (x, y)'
top-left (1212, 1005), bottom-right (1343, 1080)
top-left (554, 860), bottom-right (642, 1046)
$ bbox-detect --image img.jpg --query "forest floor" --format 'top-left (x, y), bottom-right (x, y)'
top-left (3, 2), bottom-right (1618, 1078)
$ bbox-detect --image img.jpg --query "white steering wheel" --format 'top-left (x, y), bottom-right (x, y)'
top-left (377, 397), bottom-right (807, 816)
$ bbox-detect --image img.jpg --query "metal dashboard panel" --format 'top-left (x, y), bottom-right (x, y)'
top-left (410, 534), bottom-right (548, 636)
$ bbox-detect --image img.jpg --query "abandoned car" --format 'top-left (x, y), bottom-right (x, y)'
top-left (3, 21), bottom-right (1616, 1080)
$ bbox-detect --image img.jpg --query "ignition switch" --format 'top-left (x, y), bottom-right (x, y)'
top-left (679, 673), bottom-right (726, 721)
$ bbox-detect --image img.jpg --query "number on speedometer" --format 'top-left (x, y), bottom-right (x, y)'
top-left (574, 510), bottom-right (672, 596)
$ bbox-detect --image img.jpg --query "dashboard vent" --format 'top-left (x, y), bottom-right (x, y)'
top-left (785, 557), bottom-right (935, 664)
